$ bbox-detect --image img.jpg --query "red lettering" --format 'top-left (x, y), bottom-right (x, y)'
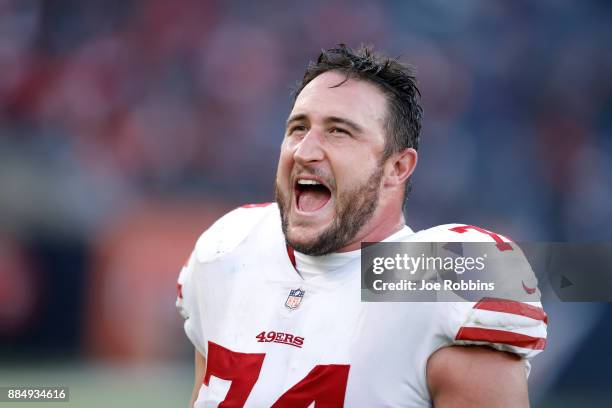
top-left (205, 342), bottom-right (347, 407)
top-left (271, 365), bottom-right (350, 407)
top-left (204, 342), bottom-right (265, 407)
top-left (450, 225), bottom-right (513, 251)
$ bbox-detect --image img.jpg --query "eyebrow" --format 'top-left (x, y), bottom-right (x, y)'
top-left (286, 114), bottom-right (364, 134)
top-left (286, 113), bottom-right (308, 127)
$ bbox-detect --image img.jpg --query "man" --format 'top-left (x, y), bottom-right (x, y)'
top-left (177, 45), bottom-right (547, 407)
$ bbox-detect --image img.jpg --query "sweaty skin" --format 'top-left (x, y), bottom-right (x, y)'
top-left (427, 346), bottom-right (529, 407)
top-left (190, 350), bottom-right (206, 408)
top-left (275, 71), bottom-right (417, 255)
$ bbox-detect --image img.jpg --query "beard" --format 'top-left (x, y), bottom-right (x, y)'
top-left (275, 167), bottom-right (383, 256)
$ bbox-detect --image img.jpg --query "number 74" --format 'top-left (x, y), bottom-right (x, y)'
top-left (204, 342), bottom-right (349, 407)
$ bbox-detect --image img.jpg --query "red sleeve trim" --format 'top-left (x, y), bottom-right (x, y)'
top-left (240, 202), bottom-right (273, 208)
top-left (474, 297), bottom-right (548, 324)
top-left (455, 327), bottom-right (546, 350)
top-left (177, 283), bottom-right (183, 299)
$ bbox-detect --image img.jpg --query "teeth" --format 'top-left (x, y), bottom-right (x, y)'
top-left (297, 179), bottom-right (321, 186)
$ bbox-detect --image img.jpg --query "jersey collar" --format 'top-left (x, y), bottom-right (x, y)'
top-left (293, 225), bottom-right (415, 279)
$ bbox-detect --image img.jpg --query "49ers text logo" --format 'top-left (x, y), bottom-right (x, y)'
top-left (256, 331), bottom-right (304, 348)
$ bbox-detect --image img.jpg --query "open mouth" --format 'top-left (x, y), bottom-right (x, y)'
top-left (295, 178), bottom-right (332, 213)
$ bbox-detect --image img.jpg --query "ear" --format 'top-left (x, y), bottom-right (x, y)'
top-left (383, 148), bottom-right (418, 188)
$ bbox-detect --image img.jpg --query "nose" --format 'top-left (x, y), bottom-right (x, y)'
top-left (293, 129), bottom-right (325, 165)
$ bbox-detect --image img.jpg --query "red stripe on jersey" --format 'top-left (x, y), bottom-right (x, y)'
top-left (240, 202), bottom-right (273, 208)
top-left (474, 298), bottom-right (548, 324)
top-left (456, 327), bottom-right (546, 350)
top-left (286, 245), bottom-right (296, 268)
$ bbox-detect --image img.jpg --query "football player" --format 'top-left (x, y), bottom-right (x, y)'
top-left (177, 44), bottom-right (547, 407)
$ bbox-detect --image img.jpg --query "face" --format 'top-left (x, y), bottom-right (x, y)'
top-left (274, 71), bottom-right (389, 255)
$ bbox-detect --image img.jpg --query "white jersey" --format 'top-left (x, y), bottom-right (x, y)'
top-left (176, 203), bottom-right (547, 407)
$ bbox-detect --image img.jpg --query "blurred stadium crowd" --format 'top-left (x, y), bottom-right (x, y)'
top-left (1, 0), bottom-right (611, 405)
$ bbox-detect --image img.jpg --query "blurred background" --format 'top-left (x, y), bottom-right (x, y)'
top-left (1, 0), bottom-right (611, 406)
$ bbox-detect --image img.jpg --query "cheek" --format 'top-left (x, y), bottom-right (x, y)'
top-left (277, 142), bottom-right (293, 173)
top-left (331, 153), bottom-right (377, 192)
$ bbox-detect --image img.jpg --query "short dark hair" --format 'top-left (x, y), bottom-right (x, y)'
top-left (293, 44), bottom-right (423, 200)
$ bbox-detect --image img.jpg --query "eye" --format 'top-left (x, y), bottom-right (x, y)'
top-left (329, 127), bottom-right (350, 136)
top-left (288, 124), bottom-right (307, 135)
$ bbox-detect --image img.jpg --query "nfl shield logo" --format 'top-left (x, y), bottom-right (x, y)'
top-left (285, 288), bottom-right (305, 310)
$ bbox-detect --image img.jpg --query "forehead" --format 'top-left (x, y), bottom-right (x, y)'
top-left (292, 71), bottom-right (388, 133)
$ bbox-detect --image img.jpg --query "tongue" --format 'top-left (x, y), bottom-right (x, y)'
top-left (298, 189), bottom-right (330, 212)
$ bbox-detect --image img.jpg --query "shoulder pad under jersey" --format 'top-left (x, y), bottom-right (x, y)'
top-left (193, 202), bottom-right (278, 264)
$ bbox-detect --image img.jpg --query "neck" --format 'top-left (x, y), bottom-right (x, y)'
top-left (336, 210), bottom-right (406, 252)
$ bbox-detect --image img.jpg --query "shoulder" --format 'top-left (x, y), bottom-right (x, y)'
top-left (175, 202), bottom-right (278, 354)
top-left (410, 223), bottom-right (536, 292)
top-left (408, 223), bottom-right (547, 359)
top-left (409, 223), bottom-right (513, 247)
top-left (193, 202), bottom-right (279, 264)
top-left (407, 223), bottom-right (528, 280)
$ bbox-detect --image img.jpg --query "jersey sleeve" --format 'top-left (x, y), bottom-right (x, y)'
top-left (415, 224), bottom-right (548, 371)
top-left (176, 250), bottom-right (207, 356)
top-left (443, 299), bottom-right (547, 358)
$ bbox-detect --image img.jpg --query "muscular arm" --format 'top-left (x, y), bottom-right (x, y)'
top-left (190, 349), bottom-right (207, 408)
top-left (427, 346), bottom-right (529, 407)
